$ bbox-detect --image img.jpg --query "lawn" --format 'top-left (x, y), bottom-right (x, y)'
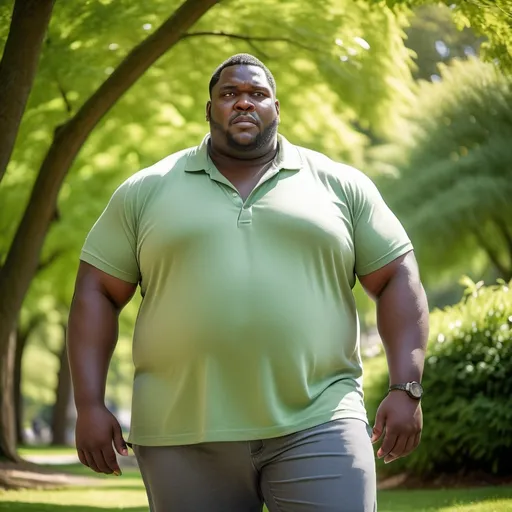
top-left (0, 459), bottom-right (511, 512)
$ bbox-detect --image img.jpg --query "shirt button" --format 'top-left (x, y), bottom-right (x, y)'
top-left (232, 192), bottom-right (238, 197)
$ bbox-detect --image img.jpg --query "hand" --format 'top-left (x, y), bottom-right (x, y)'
top-left (371, 391), bottom-right (422, 464)
top-left (75, 404), bottom-right (129, 475)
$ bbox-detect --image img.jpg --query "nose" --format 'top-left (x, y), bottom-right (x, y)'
top-left (234, 94), bottom-right (255, 112)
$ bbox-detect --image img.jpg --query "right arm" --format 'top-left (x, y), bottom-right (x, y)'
top-left (67, 261), bottom-right (136, 475)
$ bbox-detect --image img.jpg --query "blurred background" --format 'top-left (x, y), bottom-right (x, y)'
top-left (0, 0), bottom-right (511, 510)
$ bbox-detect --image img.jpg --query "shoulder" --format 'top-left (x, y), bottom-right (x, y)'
top-left (125, 147), bottom-right (193, 188)
top-left (113, 146), bottom-right (195, 202)
top-left (294, 144), bottom-right (377, 193)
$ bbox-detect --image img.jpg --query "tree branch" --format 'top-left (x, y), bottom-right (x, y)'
top-left (472, 225), bottom-right (509, 278)
top-left (0, 0), bottom-right (55, 184)
top-left (0, 0), bottom-right (220, 360)
top-left (56, 79), bottom-right (73, 115)
top-left (180, 31), bottom-right (319, 53)
top-left (246, 41), bottom-right (270, 60)
top-left (493, 216), bottom-right (512, 276)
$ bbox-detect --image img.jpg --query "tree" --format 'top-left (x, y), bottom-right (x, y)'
top-left (0, 0), bottom-right (417, 463)
top-left (50, 324), bottom-right (72, 446)
top-left (0, 0), bottom-right (54, 183)
top-left (1, 0), bottom-right (508, 465)
top-left (0, 0), bottom-right (222, 462)
top-left (373, 58), bottom-right (512, 285)
top-left (404, 4), bottom-right (483, 82)
top-left (383, 0), bottom-right (512, 71)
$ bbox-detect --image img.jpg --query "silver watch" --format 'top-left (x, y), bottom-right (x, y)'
top-left (388, 381), bottom-right (424, 400)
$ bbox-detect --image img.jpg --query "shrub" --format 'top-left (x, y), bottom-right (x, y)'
top-left (364, 278), bottom-right (512, 476)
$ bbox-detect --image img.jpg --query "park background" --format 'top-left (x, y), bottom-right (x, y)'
top-left (0, 0), bottom-right (511, 510)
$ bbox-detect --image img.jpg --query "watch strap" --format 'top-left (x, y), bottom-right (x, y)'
top-left (389, 383), bottom-right (408, 392)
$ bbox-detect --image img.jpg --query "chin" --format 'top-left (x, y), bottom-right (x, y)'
top-left (228, 134), bottom-right (258, 149)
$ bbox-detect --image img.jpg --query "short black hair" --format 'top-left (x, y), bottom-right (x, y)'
top-left (209, 53), bottom-right (276, 97)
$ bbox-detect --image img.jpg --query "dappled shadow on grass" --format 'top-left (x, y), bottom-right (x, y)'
top-left (0, 505), bottom-right (147, 512)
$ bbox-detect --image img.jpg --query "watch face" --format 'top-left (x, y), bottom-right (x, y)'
top-left (410, 382), bottom-right (423, 398)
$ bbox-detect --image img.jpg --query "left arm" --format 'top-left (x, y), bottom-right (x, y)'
top-left (359, 250), bottom-right (429, 463)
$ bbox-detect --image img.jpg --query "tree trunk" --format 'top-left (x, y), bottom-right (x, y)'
top-left (0, 329), bottom-right (20, 461)
top-left (14, 327), bottom-right (29, 446)
top-left (0, 0), bottom-right (55, 183)
top-left (0, 0), bottom-right (219, 460)
top-left (51, 327), bottom-right (72, 446)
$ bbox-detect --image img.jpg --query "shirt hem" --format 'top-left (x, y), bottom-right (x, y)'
top-left (127, 410), bottom-right (369, 447)
top-left (80, 251), bottom-right (139, 284)
top-left (356, 243), bottom-right (413, 276)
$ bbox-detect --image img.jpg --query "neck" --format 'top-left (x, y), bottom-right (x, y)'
top-left (208, 139), bottom-right (278, 171)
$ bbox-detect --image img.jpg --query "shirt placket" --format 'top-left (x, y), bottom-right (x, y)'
top-left (209, 166), bottom-right (280, 228)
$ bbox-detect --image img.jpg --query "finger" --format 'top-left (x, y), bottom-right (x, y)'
top-left (91, 449), bottom-right (113, 474)
top-left (402, 435), bottom-right (417, 458)
top-left (102, 445), bottom-right (122, 476)
top-left (112, 421), bottom-right (129, 457)
top-left (377, 431), bottom-right (398, 459)
top-left (384, 435), bottom-right (408, 463)
top-left (77, 449), bottom-right (89, 468)
top-left (414, 432), bottom-right (422, 449)
top-left (84, 451), bottom-right (101, 473)
top-left (371, 410), bottom-right (385, 444)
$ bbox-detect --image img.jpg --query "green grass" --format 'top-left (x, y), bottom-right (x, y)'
top-left (18, 446), bottom-right (77, 458)
top-left (0, 458), bottom-right (511, 511)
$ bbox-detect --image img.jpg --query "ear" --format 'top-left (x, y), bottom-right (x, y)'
top-left (275, 99), bottom-right (280, 121)
top-left (205, 101), bottom-right (211, 122)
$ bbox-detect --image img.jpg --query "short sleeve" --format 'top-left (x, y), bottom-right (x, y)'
top-left (351, 172), bottom-right (413, 276)
top-left (80, 181), bottom-right (140, 283)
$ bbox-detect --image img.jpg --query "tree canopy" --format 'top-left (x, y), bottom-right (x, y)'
top-left (1, 0), bottom-right (512, 460)
top-left (0, 0), bottom-right (416, 446)
top-left (383, 0), bottom-right (512, 72)
top-left (374, 58), bottom-right (512, 283)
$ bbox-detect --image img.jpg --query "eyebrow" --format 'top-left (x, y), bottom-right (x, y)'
top-left (218, 84), bottom-right (271, 93)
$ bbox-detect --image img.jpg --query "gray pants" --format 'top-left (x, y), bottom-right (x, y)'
top-left (133, 418), bottom-right (376, 512)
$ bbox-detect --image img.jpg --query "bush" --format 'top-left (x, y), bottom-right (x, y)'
top-left (364, 278), bottom-right (512, 477)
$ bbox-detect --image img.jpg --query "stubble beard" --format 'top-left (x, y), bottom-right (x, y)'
top-left (210, 116), bottom-right (279, 152)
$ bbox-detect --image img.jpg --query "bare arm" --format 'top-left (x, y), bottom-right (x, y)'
top-left (359, 251), bottom-right (429, 386)
top-left (359, 251), bottom-right (429, 463)
top-left (67, 261), bottom-right (137, 474)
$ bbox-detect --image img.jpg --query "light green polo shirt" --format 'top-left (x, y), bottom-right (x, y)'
top-left (81, 134), bottom-right (412, 446)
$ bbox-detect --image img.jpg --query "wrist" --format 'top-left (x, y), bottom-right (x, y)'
top-left (388, 381), bottom-right (424, 400)
top-left (75, 401), bottom-right (106, 413)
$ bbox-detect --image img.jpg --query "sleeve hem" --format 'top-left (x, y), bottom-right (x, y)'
top-left (356, 243), bottom-right (413, 276)
top-left (80, 251), bottom-right (139, 284)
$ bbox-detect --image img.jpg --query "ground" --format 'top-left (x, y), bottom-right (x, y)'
top-left (0, 448), bottom-right (511, 511)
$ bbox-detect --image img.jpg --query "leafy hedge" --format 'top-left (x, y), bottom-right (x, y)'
top-left (364, 279), bottom-right (512, 476)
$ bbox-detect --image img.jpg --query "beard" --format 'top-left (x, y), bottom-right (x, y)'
top-left (209, 115), bottom-right (279, 152)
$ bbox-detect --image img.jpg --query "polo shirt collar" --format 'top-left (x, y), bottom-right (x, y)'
top-left (184, 133), bottom-right (303, 173)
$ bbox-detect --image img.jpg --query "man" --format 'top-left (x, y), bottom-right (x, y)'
top-left (68, 53), bottom-right (428, 511)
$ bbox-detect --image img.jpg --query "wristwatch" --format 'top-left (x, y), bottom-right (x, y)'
top-left (388, 381), bottom-right (424, 400)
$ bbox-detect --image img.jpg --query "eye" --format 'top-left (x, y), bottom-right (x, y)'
top-left (252, 92), bottom-right (265, 97)
top-left (222, 92), bottom-right (235, 97)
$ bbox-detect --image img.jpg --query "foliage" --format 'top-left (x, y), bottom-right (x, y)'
top-left (0, 0), bottom-right (417, 426)
top-left (404, 4), bottom-right (483, 82)
top-left (0, 0), bottom-right (417, 271)
top-left (381, 0), bottom-right (512, 72)
top-left (365, 279), bottom-right (512, 476)
top-left (372, 58), bottom-right (512, 283)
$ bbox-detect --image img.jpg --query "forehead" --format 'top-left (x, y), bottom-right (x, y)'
top-left (216, 65), bottom-right (271, 90)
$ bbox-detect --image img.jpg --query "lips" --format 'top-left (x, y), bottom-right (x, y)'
top-left (232, 116), bottom-right (257, 125)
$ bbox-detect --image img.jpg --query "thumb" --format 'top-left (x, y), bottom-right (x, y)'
top-left (371, 407), bottom-right (386, 444)
top-left (112, 417), bottom-right (129, 456)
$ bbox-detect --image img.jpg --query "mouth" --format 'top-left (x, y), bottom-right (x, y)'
top-left (231, 116), bottom-right (258, 126)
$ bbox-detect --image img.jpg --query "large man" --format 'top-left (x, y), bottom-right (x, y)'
top-left (68, 54), bottom-right (428, 511)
